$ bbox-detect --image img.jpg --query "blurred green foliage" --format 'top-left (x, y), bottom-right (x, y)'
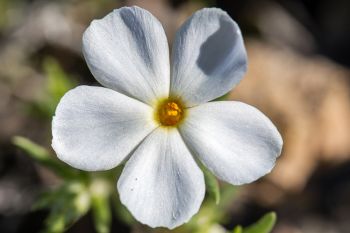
top-left (35, 182), bottom-right (91, 233)
top-left (13, 136), bottom-right (114, 233)
top-left (90, 180), bottom-right (112, 233)
top-left (30, 57), bottom-right (76, 118)
top-left (44, 58), bottom-right (76, 109)
top-left (0, 0), bottom-right (22, 29)
top-left (203, 166), bottom-right (221, 204)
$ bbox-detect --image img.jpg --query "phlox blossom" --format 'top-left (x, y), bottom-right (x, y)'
top-left (52, 6), bottom-right (283, 229)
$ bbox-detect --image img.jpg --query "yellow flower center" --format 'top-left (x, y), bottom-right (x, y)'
top-left (156, 99), bottom-right (184, 126)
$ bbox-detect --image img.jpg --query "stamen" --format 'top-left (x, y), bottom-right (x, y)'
top-left (156, 100), bottom-right (184, 126)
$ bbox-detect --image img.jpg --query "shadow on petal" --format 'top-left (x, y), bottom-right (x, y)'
top-left (196, 18), bottom-right (238, 75)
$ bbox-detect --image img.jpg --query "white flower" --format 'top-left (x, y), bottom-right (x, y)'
top-left (52, 6), bottom-right (283, 229)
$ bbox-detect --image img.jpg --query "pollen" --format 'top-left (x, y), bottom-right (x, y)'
top-left (156, 100), bottom-right (184, 126)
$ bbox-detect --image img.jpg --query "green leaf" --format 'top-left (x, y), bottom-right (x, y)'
top-left (90, 180), bottom-right (112, 233)
top-left (13, 136), bottom-right (79, 179)
top-left (13, 136), bottom-right (49, 160)
top-left (91, 196), bottom-right (111, 233)
top-left (203, 167), bottom-right (220, 204)
top-left (232, 225), bottom-right (243, 233)
top-left (243, 212), bottom-right (277, 233)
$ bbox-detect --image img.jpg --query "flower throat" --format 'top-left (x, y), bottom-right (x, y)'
top-left (156, 99), bottom-right (184, 126)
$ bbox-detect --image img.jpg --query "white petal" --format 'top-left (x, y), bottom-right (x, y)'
top-left (117, 128), bottom-right (205, 229)
top-left (179, 101), bottom-right (283, 185)
top-left (52, 86), bottom-right (157, 171)
top-left (170, 8), bottom-right (247, 106)
top-left (82, 6), bottom-right (170, 105)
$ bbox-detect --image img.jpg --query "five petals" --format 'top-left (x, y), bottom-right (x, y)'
top-left (52, 6), bottom-right (282, 229)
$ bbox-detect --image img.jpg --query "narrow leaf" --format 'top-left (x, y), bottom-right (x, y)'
top-left (90, 179), bottom-right (112, 233)
top-left (244, 212), bottom-right (277, 233)
top-left (13, 136), bottom-right (49, 160)
top-left (91, 195), bottom-right (111, 233)
top-left (13, 136), bottom-right (78, 178)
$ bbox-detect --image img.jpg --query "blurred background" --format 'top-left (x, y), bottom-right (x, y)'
top-left (1, 0), bottom-right (350, 232)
